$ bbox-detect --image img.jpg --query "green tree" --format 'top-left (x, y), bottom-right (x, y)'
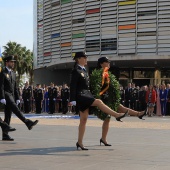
top-left (2, 41), bottom-right (34, 85)
top-left (23, 50), bottom-right (34, 85)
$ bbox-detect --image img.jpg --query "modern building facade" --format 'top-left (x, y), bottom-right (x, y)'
top-left (33, 0), bottom-right (170, 87)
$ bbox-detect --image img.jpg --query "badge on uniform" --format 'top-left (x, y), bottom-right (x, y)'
top-left (81, 73), bottom-right (84, 77)
top-left (6, 74), bottom-right (9, 78)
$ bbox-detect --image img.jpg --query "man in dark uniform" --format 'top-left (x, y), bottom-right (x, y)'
top-left (120, 86), bottom-right (125, 105)
top-left (61, 83), bottom-right (70, 114)
top-left (48, 82), bottom-right (57, 114)
top-left (22, 81), bottom-right (32, 113)
top-left (33, 84), bottom-right (43, 114)
top-left (131, 83), bottom-right (139, 110)
top-left (125, 83), bottom-right (132, 108)
top-left (138, 86), bottom-right (147, 111)
top-left (0, 55), bottom-right (39, 141)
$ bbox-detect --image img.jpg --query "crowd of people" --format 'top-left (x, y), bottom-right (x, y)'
top-left (18, 81), bottom-right (170, 118)
top-left (18, 82), bottom-right (72, 115)
top-left (120, 83), bottom-right (170, 117)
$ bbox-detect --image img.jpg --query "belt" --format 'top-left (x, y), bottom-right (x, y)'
top-left (78, 90), bottom-right (90, 95)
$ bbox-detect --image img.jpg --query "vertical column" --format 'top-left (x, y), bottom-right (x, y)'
top-left (37, 0), bottom-right (44, 67)
top-left (118, 0), bottom-right (136, 55)
top-left (71, 0), bottom-right (85, 58)
top-left (85, 0), bottom-right (100, 58)
top-left (51, 1), bottom-right (61, 61)
top-left (60, 0), bottom-right (72, 59)
top-left (157, 0), bottom-right (170, 55)
top-left (43, 0), bottom-right (52, 65)
top-left (100, 0), bottom-right (117, 58)
top-left (137, 0), bottom-right (157, 55)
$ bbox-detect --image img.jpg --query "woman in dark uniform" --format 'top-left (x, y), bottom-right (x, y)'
top-left (70, 52), bottom-right (127, 150)
top-left (90, 57), bottom-right (147, 146)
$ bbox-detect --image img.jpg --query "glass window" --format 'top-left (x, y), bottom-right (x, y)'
top-left (72, 18), bottom-right (85, 24)
top-left (119, 70), bottom-right (129, 79)
top-left (133, 71), bottom-right (154, 78)
top-left (101, 38), bottom-right (117, 51)
top-left (86, 39), bottom-right (100, 52)
top-left (161, 70), bottom-right (170, 78)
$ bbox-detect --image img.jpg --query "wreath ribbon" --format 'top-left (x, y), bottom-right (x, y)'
top-left (99, 67), bottom-right (110, 95)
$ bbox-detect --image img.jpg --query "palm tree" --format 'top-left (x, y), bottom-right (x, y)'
top-left (3, 41), bottom-right (34, 85)
top-left (23, 50), bottom-right (34, 84)
top-left (3, 41), bottom-right (21, 57)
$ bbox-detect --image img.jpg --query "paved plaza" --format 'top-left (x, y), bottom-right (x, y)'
top-left (1, 113), bottom-right (170, 170)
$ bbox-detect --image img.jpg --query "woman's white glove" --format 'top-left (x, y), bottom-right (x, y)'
top-left (70, 101), bottom-right (76, 106)
top-left (0, 99), bottom-right (6, 105)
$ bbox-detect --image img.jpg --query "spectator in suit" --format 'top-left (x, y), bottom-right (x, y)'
top-left (22, 81), bottom-right (32, 113)
top-left (120, 86), bottom-right (125, 105)
top-left (61, 83), bottom-right (69, 114)
top-left (166, 84), bottom-right (170, 115)
top-left (48, 83), bottom-right (57, 114)
top-left (131, 83), bottom-right (139, 110)
top-left (125, 83), bottom-right (132, 108)
top-left (33, 84), bottom-right (43, 114)
top-left (138, 86), bottom-right (147, 111)
top-left (160, 84), bottom-right (168, 116)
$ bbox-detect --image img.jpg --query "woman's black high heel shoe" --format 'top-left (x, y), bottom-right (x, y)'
top-left (76, 142), bottom-right (88, 150)
top-left (116, 110), bottom-right (128, 122)
top-left (138, 109), bottom-right (147, 120)
top-left (100, 138), bottom-right (112, 146)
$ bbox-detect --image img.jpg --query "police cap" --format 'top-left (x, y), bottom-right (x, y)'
top-left (3, 55), bottom-right (16, 62)
top-left (73, 52), bottom-right (87, 60)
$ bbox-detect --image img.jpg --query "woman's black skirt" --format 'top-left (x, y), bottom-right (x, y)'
top-left (76, 90), bottom-right (95, 112)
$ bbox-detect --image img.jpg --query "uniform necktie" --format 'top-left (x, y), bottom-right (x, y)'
top-left (9, 71), bottom-right (12, 82)
top-left (82, 68), bottom-right (86, 72)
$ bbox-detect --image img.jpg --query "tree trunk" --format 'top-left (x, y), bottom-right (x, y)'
top-left (29, 70), bottom-right (34, 85)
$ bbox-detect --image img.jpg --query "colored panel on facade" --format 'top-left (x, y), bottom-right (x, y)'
top-left (38, 24), bottom-right (43, 28)
top-left (86, 8), bottom-right (100, 14)
top-left (51, 1), bottom-right (60, 7)
top-left (51, 33), bottom-right (60, 38)
top-left (72, 33), bottom-right (85, 39)
top-left (61, 0), bottom-right (71, 4)
top-left (119, 0), bottom-right (136, 6)
top-left (44, 52), bottom-right (51, 56)
top-left (119, 25), bottom-right (136, 30)
top-left (72, 53), bottom-right (75, 57)
top-left (61, 42), bottom-right (71, 47)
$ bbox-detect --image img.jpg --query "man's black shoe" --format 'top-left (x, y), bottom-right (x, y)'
top-left (0, 122), bottom-right (16, 133)
top-left (25, 119), bottom-right (39, 130)
top-left (2, 135), bottom-right (14, 141)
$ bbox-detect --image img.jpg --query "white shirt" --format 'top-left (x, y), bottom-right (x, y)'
top-left (78, 65), bottom-right (86, 70)
top-left (6, 67), bottom-right (11, 72)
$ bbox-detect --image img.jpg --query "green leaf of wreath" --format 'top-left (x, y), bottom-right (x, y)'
top-left (90, 69), bottom-right (120, 121)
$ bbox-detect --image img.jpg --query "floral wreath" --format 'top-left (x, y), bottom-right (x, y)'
top-left (90, 68), bottom-right (120, 121)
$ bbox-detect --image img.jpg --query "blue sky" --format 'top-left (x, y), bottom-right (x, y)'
top-left (0, 0), bottom-right (33, 52)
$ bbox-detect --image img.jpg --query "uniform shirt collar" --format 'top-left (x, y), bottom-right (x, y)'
top-left (78, 65), bottom-right (85, 70)
top-left (6, 67), bottom-right (11, 72)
